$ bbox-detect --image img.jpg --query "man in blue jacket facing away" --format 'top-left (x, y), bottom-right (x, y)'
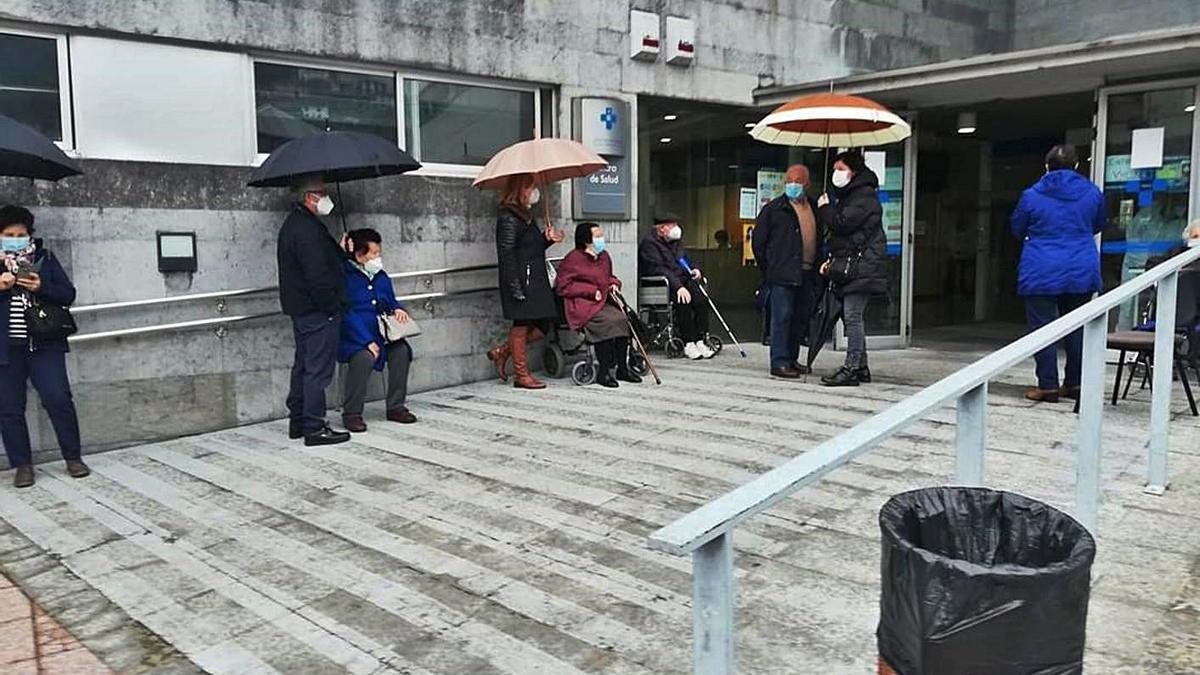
top-left (1011, 144), bottom-right (1106, 403)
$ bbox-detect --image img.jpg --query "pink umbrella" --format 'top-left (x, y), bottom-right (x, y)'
top-left (473, 138), bottom-right (607, 230)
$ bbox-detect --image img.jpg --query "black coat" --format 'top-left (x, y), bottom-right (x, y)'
top-left (752, 194), bottom-right (821, 286)
top-left (496, 206), bottom-right (556, 322)
top-left (817, 168), bottom-right (888, 296)
top-left (0, 241), bottom-right (76, 366)
top-left (276, 205), bottom-right (349, 317)
top-left (638, 231), bottom-right (691, 293)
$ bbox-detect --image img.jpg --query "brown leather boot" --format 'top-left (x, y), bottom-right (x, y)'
top-left (486, 342), bottom-right (511, 382)
top-left (342, 414), bottom-right (367, 433)
top-left (1025, 388), bottom-right (1060, 403)
top-left (510, 326), bottom-right (546, 390)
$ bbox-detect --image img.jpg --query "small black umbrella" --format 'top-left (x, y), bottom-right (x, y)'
top-left (247, 130), bottom-right (420, 188)
top-left (0, 113), bottom-right (83, 181)
top-left (806, 280), bottom-right (844, 371)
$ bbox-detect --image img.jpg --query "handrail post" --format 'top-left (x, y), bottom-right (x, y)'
top-left (955, 383), bottom-right (988, 485)
top-left (693, 532), bottom-right (735, 675)
top-left (1147, 272), bottom-right (1179, 495)
top-left (1075, 312), bottom-right (1107, 533)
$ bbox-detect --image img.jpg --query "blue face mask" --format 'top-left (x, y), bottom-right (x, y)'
top-left (1, 236), bottom-right (30, 253)
top-left (784, 182), bottom-right (805, 200)
top-left (593, 237), bottom-right (606, 255)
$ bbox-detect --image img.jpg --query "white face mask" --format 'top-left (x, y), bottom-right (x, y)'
top-left (831, 169), bottom-right (851, 189)
top-left (314, 194), bottom-right (335, 216)
top-left (667, 225), bottom-right (682, 241)
top-left (363, 257), bottom-right (384, 276)
top-left (527, 188), bottom-right (541, 206)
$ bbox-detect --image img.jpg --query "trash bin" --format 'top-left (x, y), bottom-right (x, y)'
top-left (877, 487), bottom-right (1096, 675)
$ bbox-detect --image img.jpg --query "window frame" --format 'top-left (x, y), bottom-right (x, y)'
top-left (396, 70), bottom-right (545, 178)
top-left (249, 55), bottom-right (401, 165)
top-left (0, 25), bottom-right (73, 152)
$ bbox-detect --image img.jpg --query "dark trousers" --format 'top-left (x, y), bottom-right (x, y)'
top-left (595, 336), bottom-right (631, 379)
top-left (342, 342), bottom-right (412, 415)
top-left (0, 347), bottom-right (82, 468)
top-left (673, 283), bottom-right (710, 342)
top-left (1025, 294), bottom-right (1090, 390)
top-left (286, 312), bottom-right (341, 433)
top-left (768, 277), bottom-right (815, 370)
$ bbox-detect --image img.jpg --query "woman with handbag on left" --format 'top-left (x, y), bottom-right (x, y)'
top-left (0, 205), bottom-right (87, 489)
top-left (339, 228), bottom-right (417, 432)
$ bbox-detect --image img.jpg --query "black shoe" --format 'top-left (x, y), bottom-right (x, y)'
top-left (821, 367), bottom-right (860, 387)
top-left (616, 370), bottom-right (643, 384)
top-left (854, 366), bottom-right (871, 383)
top-left (288, 419), bottom-right (303, 440)
top-left (789, 362), bottom-right (812, 375)
top-left (761, 335), bottom-right (771, 346)
top-left (304, 425), bottom-right (351, 446)
top-left (596, 374), bottom-right (620, 388)
top-left (770, 367), bottom-right (802, 379)
top-left (13, 465), bottom-right (34, 489)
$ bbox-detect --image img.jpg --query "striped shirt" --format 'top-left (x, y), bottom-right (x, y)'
top-left (8, 293), bottom-right (28, 341)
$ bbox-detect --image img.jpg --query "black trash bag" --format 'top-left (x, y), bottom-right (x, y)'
top-left (878, 487), bottom-right (1096, 675)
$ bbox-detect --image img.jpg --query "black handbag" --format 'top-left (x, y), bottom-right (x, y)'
top-left (24, 293), bottom-right (78, 342)
top-left (826, 251), bottom-right (863, 286)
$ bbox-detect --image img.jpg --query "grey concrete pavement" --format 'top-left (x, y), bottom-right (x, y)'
top-left (1, 343), bottom-right (1199, 673)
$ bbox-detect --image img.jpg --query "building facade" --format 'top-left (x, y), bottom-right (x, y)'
top-left (1, 0), bottom-right (1197, 462)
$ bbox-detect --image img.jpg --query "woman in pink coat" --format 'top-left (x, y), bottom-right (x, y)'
top-left (555, 222), bottom-right (640, 388)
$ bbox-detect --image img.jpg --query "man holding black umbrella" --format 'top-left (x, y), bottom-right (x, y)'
top-left (277, 175), bottom-right (351, 446)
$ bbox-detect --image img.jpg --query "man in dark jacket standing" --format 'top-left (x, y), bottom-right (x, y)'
top-left (754, 164), bottom-right (820, 378)
top-left (277, 176), bottom-right (351, 446)
top-left (639, 214), bottom-right (713, 359)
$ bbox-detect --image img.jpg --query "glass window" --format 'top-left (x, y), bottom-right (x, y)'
top-left (1100, 87), bottom-right (1195, 329)
top-left (0, 33), bottom-right (63, 141)
top-left (254, 62), bottom-right (396, 153)
top-left (404, 79), bottom-right (535, 165)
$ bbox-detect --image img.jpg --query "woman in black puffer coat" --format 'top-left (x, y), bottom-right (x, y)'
top-left (485, 175), bottom-right (564, 390)
top-left (816, 150), bottom-right (888, 387)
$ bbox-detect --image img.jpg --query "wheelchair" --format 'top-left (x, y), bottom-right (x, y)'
top-left (544, 293), bottom-right (649, 386)
top-left (637, 276), bottom-right (723, 359)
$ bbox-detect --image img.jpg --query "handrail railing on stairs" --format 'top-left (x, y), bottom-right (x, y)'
top-left (647, 244), bottom-right (1200, 675)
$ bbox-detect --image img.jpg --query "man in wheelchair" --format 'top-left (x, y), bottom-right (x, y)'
top-left (638, 214), bottom-right (715, 360)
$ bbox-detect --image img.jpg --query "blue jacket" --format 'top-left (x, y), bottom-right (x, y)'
top-left (1011, 170), bottom-right (1105, 296)
top-left (338, 261), bottom-right (407, 370)
top-left (0, 242), bottom-right (77, 366)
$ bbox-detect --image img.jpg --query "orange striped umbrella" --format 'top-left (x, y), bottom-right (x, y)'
top-left (749, 93), bottom-right (911, 148)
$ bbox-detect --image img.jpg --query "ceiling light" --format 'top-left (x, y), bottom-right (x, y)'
top-left (1187, 104), bottom-right (1197, 113)
top-left (744, 122), bottom-right (756, 128)
top-left (957, 111), bottom-right (977, 135)
top-left (659, 137), bottom-right (672, 143)
top-left (663, 114), bottom-right (678, 121)
top-left (727, 164), bottom-right (739, 169)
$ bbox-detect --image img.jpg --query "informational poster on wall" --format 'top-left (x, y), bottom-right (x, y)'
top-left (742, 222), bottom-right (756, 266)
top-left (738, 187), bottom-right (758, 220)
top-left (756, 170), bottom-right (785, 212)
top-left (882, 201), bottom-right (903, 250)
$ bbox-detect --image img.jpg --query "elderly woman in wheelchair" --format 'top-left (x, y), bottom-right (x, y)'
top-left (554, 222), bottom-right (643, 388)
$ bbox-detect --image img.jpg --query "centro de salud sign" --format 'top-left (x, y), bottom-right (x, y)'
top-left (572, 97), bottom-right (630, 220)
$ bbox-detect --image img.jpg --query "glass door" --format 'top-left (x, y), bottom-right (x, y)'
top-left (1094, 80), bottom-right (1199, 329)
top-left (835, 130), bottom-right (916, 349)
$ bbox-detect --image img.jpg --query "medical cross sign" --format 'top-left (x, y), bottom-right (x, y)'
top-left (600, 107), bottom-right (617, 131)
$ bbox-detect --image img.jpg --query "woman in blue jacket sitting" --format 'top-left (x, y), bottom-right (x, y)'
top-left (339, 228), bottom-right (416, 431)
top-left (1010, 144), bottom-right (1106, 403)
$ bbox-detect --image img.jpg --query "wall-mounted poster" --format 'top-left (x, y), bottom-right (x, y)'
top-left (739, 187), bottom-right (758, 220)
top-left (756, 170), bottom-right (785, 212)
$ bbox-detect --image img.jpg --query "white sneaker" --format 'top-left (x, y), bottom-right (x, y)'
top-left (697, 341), bottom-right (716, 359)
top-left (683, 342), bottom-right (704, 360)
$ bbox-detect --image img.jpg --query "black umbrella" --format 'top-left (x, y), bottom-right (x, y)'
top-left (247, 130), bottom-right (420, 188)
top-left (0, 113), bottom-right (83, 181)
top-left (806, 280), bottom-right (844, 371)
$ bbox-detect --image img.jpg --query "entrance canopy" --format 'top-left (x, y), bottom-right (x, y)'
top-left (755, 27), bottom-right (1200, 108)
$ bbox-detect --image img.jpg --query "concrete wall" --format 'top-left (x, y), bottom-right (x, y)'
top-left (0, 0), bottom-right (1017, 462)
top-left (1013, 0), bottom-right (1200, 50)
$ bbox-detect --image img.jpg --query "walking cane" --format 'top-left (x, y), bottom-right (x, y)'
top-left (612, 290), bottom-right (662, 385)
top-left (677, 259), bottom-right (748, 358)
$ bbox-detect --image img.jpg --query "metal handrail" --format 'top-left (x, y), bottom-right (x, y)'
top-left (68, 286), bottom-right (499, 343)
top-left (70, 262), bottom-right (502, 315)
top-left (649, 244), bottom-right (1200, 674)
